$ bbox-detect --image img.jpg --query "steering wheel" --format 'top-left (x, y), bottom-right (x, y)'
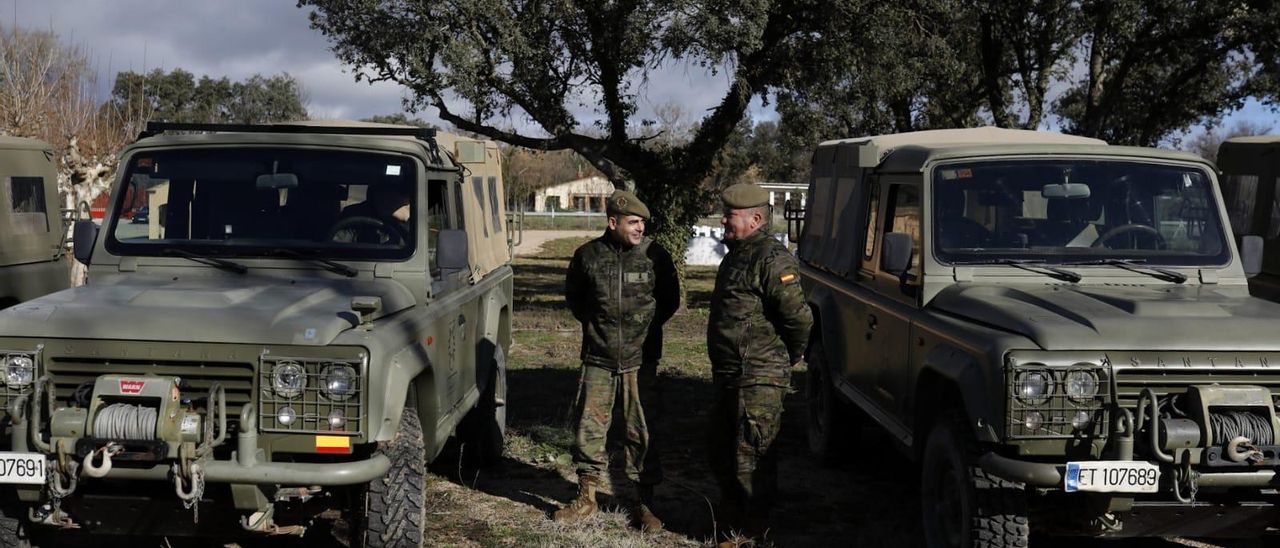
top-left (1092, 223), bottom-right (1166, 249)
top-left (328, 215), bottom-right (407, 245)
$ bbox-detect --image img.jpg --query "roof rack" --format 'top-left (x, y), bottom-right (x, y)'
top-left (138, 122), bottom-right (437, 141)
top-left (137, 122), bottom-right (448, 166)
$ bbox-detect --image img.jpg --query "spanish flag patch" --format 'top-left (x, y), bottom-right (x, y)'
top-left (780, 273), bottom-right (798, 285)
top-left (316, 435), bottom-right (353, 454)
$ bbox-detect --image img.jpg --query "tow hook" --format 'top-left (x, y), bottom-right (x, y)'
top-left (81, 442), bottom-right (123, 478)
top-left (1226, 436), bottom-right (1267, 465)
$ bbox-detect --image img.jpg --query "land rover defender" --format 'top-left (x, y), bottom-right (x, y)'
top-left (798, 127), bottom-right (1280, 545)
top-left (0, 121), bottom-right (512, 546)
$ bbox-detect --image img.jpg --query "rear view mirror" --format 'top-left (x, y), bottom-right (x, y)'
top-left (72, 220), bottom-right (98, 265)
top-left (881, 232), bottom-right (913, 275)
top-left (1242, 235), bottom-right (1264, 278)
top-left (255, 173), bottom-right (299, 190)
top-left (1042, 183), bottom-right (1091, 199)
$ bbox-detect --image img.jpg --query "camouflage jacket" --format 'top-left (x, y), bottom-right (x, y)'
top-left (566, 234), bottom-right (679, 371)
top-left (707, 229), bottom-right (813, 382)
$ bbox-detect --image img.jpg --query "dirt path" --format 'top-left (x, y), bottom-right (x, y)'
top-left (514, 229), bottom-right (600, 256)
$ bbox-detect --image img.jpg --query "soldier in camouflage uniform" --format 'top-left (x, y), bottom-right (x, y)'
top-left (554, 190), bottom-right (679, 531)
top-left (706, 182), bottom-right (813, 543)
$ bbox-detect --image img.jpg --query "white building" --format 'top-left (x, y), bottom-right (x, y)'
top-left (531, 175), bottom-right (614, 212)
top-left (760, 181), bottom-right (807, 209)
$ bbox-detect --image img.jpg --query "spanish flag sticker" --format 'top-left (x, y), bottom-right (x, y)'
top-left (780, 273), bottom-right (798, 285)
top-left (316, 435), bottom-right (353, 454)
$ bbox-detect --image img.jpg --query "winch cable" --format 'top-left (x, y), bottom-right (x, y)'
top-left (93, 403), bottom-right (158, 440)
top-left (1209, 410), bottom-right (1274, 446)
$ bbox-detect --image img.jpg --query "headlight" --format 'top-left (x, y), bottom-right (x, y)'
top-left (1065, 369), bottom-right (1099, 402)
top-left (1015, 370), bottom-right (1051, 404)
top-left (4, 354), bottom-right (34, 389)
top-left (271, 361), bottom-right (306, 398)
top-left (320, 363), bottom-right (357, 401)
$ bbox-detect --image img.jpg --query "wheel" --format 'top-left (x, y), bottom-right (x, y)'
top-left (457, 345), bottom-right (508, 468)
top-left (352, 408), bottom-right (426, 548)
top-left (805, 338), bottom-right (856, 463)
top-left (1091, 223), bottom-right (1166, 249)
top-left (329, 215), bottom-right (407, 245)
top-left (920, 412), bottom-right (1029, 548)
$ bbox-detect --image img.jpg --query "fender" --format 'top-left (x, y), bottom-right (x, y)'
top-left (915, 343), bottom-right (1003, 446)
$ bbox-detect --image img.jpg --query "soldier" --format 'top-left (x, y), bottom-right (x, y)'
top-left (706, 182), bottom-right (813, 543)
top-left (555, 189), bottom-right (679, 531)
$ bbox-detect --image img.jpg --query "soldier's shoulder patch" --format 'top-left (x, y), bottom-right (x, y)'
top-left (780, 272), bottom-right (799, 285)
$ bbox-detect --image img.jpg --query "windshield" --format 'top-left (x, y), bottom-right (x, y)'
top-left (931, 159), bottom-right (1229, 267)
top-left (106, 147), bottom-right (417, 260)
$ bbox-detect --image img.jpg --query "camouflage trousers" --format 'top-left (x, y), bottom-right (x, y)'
top-left (707, 373), bottom-right (788, 526)
top-left (570, 363), bottom-right (663, 484)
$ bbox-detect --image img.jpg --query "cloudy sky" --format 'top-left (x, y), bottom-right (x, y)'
top-left (8, 0), bottom-right (1275, 141)
top-left (8, 0), bottom-right (772, 133)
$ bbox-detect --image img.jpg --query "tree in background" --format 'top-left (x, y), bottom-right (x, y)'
top-left (106, 69), bottom-right (309, 132)
top-left (1186, 120), bottom-right (1273, 163)
top-left (301, 0), bottom-right (850, 271)
top-left (361, 113), bottom-right (434, 128)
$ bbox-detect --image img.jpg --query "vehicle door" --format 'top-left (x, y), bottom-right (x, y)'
top-left (861, 178), bottom-right (921, 417)
top-left (834, 177), bottom-right (881, 399)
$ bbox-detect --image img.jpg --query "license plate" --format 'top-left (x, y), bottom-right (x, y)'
top-left (1064, 461), bottom-right (1159, 493)
top-left (0, 452), bottom-right (45, 485)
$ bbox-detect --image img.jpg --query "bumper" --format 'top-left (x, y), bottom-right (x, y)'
top-left (980, 452), bottom-right (1280, 489)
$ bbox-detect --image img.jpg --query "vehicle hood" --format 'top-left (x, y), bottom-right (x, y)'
top-left (0, 275), bottom-right (415, 346)
top-left (930, 283), bottom-right (1280, 351)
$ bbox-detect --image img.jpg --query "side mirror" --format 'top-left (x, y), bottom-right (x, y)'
top-left (438, 229), bottom-right (469, 272)
top-left (72, 220), bottom-right (98, 265)
top-left (881, 232), bottom-right (913, 275)
top-left (1242, 235), bottom-right (1264, 278)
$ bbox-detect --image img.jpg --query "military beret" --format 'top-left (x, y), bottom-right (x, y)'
top-left (721, 182), bottom-right (770, 209)
top-left (606, 189), bottom-right (650, 219)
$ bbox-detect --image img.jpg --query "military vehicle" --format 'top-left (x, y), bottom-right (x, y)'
top-left (0, 121), bottom-right (513, 546)
top-left (1218, 135), bottom-right (1280, 302)
top-left (0, 137), bottom-right (70, 307)
top-left (795, 127), bottom-right (1280, 546)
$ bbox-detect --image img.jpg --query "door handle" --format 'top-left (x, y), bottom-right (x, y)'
top-left (865, 314), bottom-right (877, 340)
top-left (457, 314), bottom-right (467, 326)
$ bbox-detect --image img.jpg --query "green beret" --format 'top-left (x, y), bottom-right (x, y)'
top-left (721, 182), bottom-right (770, 209)
top-left (606, 189), bottom-right (650, 219)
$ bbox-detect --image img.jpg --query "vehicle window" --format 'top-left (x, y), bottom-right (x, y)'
top-left (471, 176), bottom-right (489, 237)
top-left (1270, 177), bottom-right (1280, 239)
top-left (1223, 173), bottom-right (1259, 236)
top-left (428, 179), bottom-right (448, 274)
top-left (932, 160), bottom-right (1230, 266)
top-left (8, 176), bottom-right (48, 234)
top-left (106, 148), bottom-right (416, 260)
top-left (862, 182), bottom-right (881, 262)
top-left (488, 176), bottom-right (503, 234)
top-left (886, 184), bottom-right (921, 277)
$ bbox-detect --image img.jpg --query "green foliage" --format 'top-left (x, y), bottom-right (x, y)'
top-left (301, 0), bottom-right (845, 269)
top-left (361, 113), bottom-right (435, 128)
top-left (108, 69), bottom-right (308, 125)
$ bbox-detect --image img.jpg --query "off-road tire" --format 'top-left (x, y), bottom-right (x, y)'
top-left (457, 345), bottom-right (508, 468)
top-left (806, 338), bottom-right (857, 463)
top-left (353, 409), bottom-right (426, 548)
top-left (921, 411), bottom-right (1029, 548)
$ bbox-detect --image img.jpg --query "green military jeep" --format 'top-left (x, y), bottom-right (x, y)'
top-left (0, 136), bottom-right (70, 307)
top-left (0, 121), bottom-right (513, 546)
top-left (796, 127), bottom-right (1280, 545)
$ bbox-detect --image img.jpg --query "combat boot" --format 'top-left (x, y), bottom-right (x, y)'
top-left (553, 476), bottom-right (599, 522)
top-left (631, 483), bottom-right (664, 532)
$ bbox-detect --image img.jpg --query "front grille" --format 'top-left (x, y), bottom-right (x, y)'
top-left (1113, 367), bottom-right (1280, 409)
top-left (258, 355), bottom-right (364, 435)
top-left (44, 358), bottom-right (255, 409)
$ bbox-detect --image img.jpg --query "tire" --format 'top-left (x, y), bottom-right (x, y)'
top-left (920, 412), bottom-right (1029, 548)
top-left (353, 409), bottom-right (427, 548)
top-left (457, 345), bottom-right (508, 468)
top-left (806, 338), bottom-right (855, 462)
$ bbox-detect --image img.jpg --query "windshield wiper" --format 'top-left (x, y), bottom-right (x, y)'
top-left (267, 248), bottom-right (358, 278)
top-left (162, 248), bottom-right (248, 274)
top-left (1063, 259), bottom-right (1187, 284)
top-left (951, 258), bottom-right (1082, 283)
